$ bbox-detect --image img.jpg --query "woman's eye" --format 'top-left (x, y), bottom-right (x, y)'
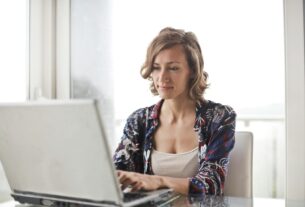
top-left (152, 67), bottom-right (160, 71)
top-left (169, 67), bottom-right (178, 71)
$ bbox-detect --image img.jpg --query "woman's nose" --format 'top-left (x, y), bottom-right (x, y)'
top-left (159, 69), bottom-right (169, 82)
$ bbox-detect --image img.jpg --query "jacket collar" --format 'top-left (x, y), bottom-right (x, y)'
top-left (149, 99), bottom-right (209, 122)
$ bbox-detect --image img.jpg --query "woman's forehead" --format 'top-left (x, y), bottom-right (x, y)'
top-left (154, 45), bottom-right (187, 63)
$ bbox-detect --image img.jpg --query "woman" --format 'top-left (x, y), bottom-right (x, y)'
top-left (113, 27), bottom-right (236, 196)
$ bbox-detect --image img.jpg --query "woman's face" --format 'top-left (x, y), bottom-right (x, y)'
top-left (151, 45), bottom-right (192, 101)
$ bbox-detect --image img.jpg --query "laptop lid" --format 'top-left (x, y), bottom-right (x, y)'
top-left (0, 100), bottom-right (124, 206)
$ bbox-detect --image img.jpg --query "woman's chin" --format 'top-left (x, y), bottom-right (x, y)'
top-left (158, 94), bottom-right (172, 99)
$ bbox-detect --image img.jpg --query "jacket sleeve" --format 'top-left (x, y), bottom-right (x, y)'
top-left (188, 105), bottom-right (236, 195)
top-left (113, 109), bottom-right (145, 173)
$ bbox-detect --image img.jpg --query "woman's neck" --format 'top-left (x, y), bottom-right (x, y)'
top-left (161, 99), bottom-right (196, 123)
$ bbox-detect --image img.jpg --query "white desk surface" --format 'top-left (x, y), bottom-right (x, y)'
top-left (0, 196), bottom-right (289, 207)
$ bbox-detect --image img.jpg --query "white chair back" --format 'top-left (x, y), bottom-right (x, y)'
top-left (224, 131), bottom-right (253, 198)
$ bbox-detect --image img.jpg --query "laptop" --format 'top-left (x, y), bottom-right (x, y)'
top-left (0, 100), bottom-right (178, 207)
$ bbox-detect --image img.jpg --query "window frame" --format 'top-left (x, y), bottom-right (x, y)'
top-left (284, 0), bottom-right (305, 200)
top-left (29, 0), bottom-right (70, 100)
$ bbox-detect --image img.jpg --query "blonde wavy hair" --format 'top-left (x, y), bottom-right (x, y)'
top-left (140, 27), bottom-right (209, 101)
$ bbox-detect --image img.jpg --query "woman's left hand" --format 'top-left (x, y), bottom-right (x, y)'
top-left (117, 170), bottom-right (164, 192)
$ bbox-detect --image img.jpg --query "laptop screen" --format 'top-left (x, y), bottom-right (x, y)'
top-left (0, 100), bottom-right (122, 204)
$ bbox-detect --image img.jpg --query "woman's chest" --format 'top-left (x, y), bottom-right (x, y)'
top-left (152, 123), bottom-right (198, 153)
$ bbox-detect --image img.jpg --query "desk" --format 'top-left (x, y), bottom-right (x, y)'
top-left (164, 195), bottom-right (286, 207)
top-left (0, 196), bottom-right (294, 207)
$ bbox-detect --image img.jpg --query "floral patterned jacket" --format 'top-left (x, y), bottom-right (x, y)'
top-left (113, 99), bottom-right (236, 195)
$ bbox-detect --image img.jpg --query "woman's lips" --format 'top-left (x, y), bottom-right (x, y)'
top-left (158, 85), bottom-right (172, 89)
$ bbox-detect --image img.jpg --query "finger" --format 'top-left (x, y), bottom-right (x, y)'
top-left (117, 170), bottom-right (128, 180)
top-left (117, 171), bottom-right (128, 180)
top-left (118, 171), bottom-right (138, 183)
top-left (118, 172), bottom-right (132, 184)
top-left (121, 183), bottom-right (130, 191)
top-left (120, 177), bottom-right (135, 190)
top-left (120, 175), bottom-right (138, 188)
top-left (131, 181), bottom-right (143, 192)
top-left (121, 180), bottom-right (138, 191)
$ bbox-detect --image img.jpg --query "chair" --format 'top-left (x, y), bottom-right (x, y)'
top-left (223, 131), bottom-right (253, 198)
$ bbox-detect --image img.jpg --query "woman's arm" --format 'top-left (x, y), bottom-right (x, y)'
top-left (117, 170), bottom-right (189, 195)
top-left (189, 105), bottom-right (236, 195)
top-left (113, 109), bottom-right (145, 172)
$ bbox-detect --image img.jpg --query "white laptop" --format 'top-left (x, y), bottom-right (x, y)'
top-left (0, 100), bottom-right (177, 207)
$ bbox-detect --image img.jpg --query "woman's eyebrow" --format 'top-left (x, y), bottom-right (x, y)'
top-left (168, 61), bottom-right (181, 64)
top-left (153, 61), bottom-right (181, 65)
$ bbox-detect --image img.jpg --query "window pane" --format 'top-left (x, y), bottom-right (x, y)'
top-left (70, 0), bottom-right (115, 148)
top-left (0, 1), bottom-right (27, 102)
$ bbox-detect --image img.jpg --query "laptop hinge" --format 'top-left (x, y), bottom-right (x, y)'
top-left (12, 191), bottom-right (121, 207)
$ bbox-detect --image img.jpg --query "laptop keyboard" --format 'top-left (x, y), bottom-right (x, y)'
top-left (123, 192), bottom-right (149, 203)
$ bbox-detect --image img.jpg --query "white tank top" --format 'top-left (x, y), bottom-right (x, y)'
top-left (151, 147), bottom-right (199, 178)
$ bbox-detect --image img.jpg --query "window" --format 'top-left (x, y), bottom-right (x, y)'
top-left (0, 1), bottom-right (28, 102)
top-left (70, 0), bottom-right (115, 147)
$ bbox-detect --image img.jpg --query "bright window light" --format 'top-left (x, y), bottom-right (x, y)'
top-left (0, 1), bottom-right (27, 102)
